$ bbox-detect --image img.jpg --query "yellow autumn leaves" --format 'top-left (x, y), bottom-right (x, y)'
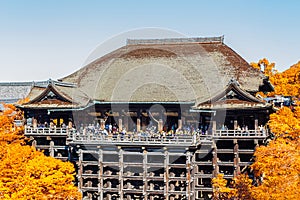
top-left (251, 58), bottom-right (300, 98)
top-left (251, 137), bottom-right (300, 200)
top-left (0, 104), bottom-right (81, 199)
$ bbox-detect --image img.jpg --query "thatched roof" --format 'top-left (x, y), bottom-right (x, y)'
top-left (60, 36), bottom-right (269, 104)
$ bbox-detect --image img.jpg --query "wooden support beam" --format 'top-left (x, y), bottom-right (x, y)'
top-left (33, 118), bottom-right (37, 129)
top-left (100, 119), bottom-right (105, 130)
top-left (191, 152), bottom-right (196, 199)
top-left (143, 149), bottom-right (148, 200)
top-left (212, 141), bottom-right (218, 177)
top-left (186, 151), bottom-right (191, 200)
top-left (178, 119), bottom-right (182, 130)
top-left (254, 119), bottom-right (258, 130)
top-left (124, 116), bottom-right (129, 131)
top-left (234, 142), bottom-right (240, 177)
top-left (118, 118), bottom-right (123, 131)
top-left (164, 148), bottom-right (169, 198)
top-left (212, 121), bottom-right (216, 136)
top-left (234, 120), bottom-right (238, 130)
top-left (158, 119), bottom-right (163, 132)
top-left (78, 149), bottom-right (83, 190)
top-left (49, 141), bottom-right (54, 157)
top-left (254, 139), bottom-right (259, 150)
top-left (118, 148), bottom-right (124, 200)
top-left (137, 118), bottom-right (141, 132)
top-left (32, 140), bottom-right (37, 149)
top-left (98, 148), bottom-right (103, 200)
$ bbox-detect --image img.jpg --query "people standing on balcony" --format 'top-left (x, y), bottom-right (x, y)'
top-left (61, 122), bottom-right (66, 129)
top-left (108, 123), bottom-right (112, 134)
top-left (50, 121), bottom-right (56, 129)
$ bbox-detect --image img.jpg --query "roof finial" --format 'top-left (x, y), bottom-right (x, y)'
top-left (228, 78), bottom-right (240, 86)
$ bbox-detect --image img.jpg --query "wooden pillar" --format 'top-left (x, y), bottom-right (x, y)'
top-left (254, 119), bottom-right (258, 130)
top-left (164, 148), bottom-right (169, 199)
top-left (178, 119), bottom-right (182, 130)
top-left (118, 147), bottom-right (124, 200)
top-left (212, 141), bottom-right (218, 177)
top-left (191, 152), bottom-right (196, 200)
top-left (49, 141), bottom-right (54, 157)
top-left (118, 118), bottom-right (123, 131)
top-left (78, 149), bottom-right (83, 190)
top-left (33, 118), bottom-right (37, 129)
top-left (158, 119), bottom-right (163, 132)
top-left (98, 148), bottom-right (103, 200)
top-left (137, 118), bottom-right (141, 132)
top-left (124, 115), bottom-right (129, 131)
top-left (178, 110), bottom-right (182, 130)
top-left (143, 149), bottom-right (148, 200)
top-left (186, 151), bottom-right (191, 200)
top-left (182, 117), bottom-right (186, 127)
top-left (234, 120), bottom-right (238, 130)
top-left (100, 119), bottom-right (105, 130)
top-left (160, 109), bottom-right (164, 132)
top-left (233, 139), bottom-right (240, 177)
top-left (32, 140), bottom-right (37, 149)
top-left (137, 110), bottom-right (141, 132)
top-left (212, 121), bottom-right (216, 136)
top-left (254, 139), bottom-right (259, 150)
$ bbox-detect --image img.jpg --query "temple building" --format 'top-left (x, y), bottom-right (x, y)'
top-left (13, 36), bottom-right (273, 200)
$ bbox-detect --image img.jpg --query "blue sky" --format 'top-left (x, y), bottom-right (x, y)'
top-left (0, 0), bottom-right (300, 81)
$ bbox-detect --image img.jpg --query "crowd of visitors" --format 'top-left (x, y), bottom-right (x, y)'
top-left (25, 118), bottom-right (267, 139)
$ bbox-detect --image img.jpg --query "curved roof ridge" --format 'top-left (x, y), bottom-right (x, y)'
top-left (126, 36), bottom-right (224, 45)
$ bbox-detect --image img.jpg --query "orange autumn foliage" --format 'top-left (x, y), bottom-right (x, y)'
top-left (212, 174), bottom-right (254, 200)
top-left (270, 61), bottom-right (300, 97)
top-left (212, 174), bottom-right (235, 200)
top-left (0, 104), bottom-right (24, 144)
top-left (251, 59), bottom-right (300, 97)
top-left (251, 138), bottom-right (300, 200)
top-left (250, 58), bottom-right (276, 77)
top-left (252, 106), bottom-right (300, 199)
top-left (0, 103), bottom-right (81, 199)
top-left (268, 106), bottom-right (300, 139)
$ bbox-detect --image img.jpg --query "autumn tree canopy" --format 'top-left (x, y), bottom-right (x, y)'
top-left (251, 58), bottom-right (300, 97)
top-left (0, 104), bottom-right (81, 199)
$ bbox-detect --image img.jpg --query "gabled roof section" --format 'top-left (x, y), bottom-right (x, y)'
top-left (26, 83), bottom-right (72, 104)
top-left (195, 79), bottom-right (270, 110)
top-left (211, 79), bottom-right (261, 103)
top-left (18, 79), bottom-right (91, 109)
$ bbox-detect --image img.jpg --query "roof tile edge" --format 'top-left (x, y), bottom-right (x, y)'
top-left (126, 35), bottom-right (224, 45)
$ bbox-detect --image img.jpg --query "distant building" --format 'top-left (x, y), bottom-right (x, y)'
top-left (12, 36), bottom-right (274, 199)
top-left (0, 81), bottom-right (51, 103)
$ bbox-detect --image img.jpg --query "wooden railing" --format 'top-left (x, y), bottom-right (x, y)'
top-left (213, 129), bottom-right (268, 138)
top-left (24, 126), bottom-right (72, 135)
top-left (24, 126), bottom-right (268, 142)
top-left (68, 132), bottom-right (198, 145)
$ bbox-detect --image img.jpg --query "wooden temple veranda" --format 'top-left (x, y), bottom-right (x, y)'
top-left (12, 36), bottom-right (274, 200)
